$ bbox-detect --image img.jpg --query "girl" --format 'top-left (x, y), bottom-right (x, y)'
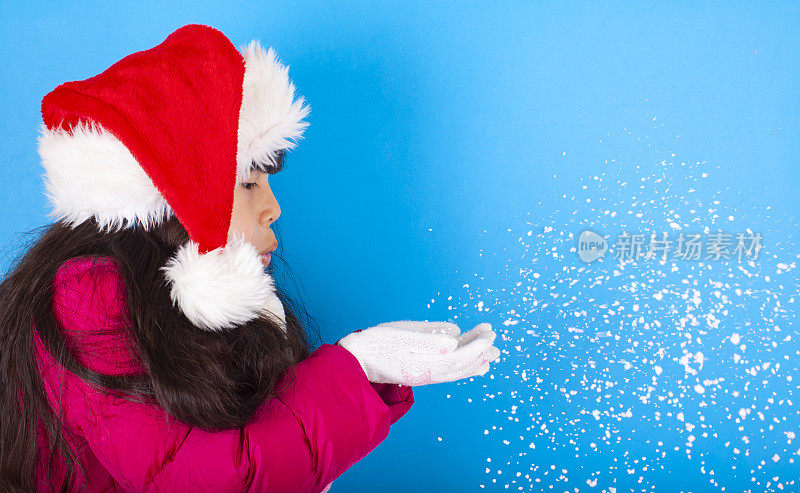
top-left (0, 24), bottom-right (500, 492)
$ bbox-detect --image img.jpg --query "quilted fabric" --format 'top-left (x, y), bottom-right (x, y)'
top-left (32, 256), bottom-right (413, 492)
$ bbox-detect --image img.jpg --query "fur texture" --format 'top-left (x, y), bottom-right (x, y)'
top-left (160, 232), bottom-right (285, 331)
top-left (236, 41), bottom-right (311, 183)
top-left (37, 120), bottom-right (174, 233)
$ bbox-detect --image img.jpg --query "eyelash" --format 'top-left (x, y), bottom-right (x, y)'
top-left (241, 182), bottom-right (258, 190)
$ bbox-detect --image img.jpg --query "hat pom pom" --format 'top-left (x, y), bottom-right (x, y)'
top-left (160, 233), bottom-right (285, 331)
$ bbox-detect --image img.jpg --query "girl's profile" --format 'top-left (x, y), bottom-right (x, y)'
top-left (0, 23), bottom-right (499, 492)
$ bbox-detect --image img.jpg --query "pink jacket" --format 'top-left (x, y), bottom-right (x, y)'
top-left (32, 256), bottom-right (413, 492)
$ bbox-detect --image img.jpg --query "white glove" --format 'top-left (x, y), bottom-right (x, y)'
top-left (337, 320), bottom-right (500, 385)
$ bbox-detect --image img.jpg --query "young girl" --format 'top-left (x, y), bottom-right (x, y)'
top-left (0, 24), bottom-right (500, 492)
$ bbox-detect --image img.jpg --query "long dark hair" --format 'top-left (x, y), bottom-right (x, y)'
top-left (0, 184), bottom-right (320, 491)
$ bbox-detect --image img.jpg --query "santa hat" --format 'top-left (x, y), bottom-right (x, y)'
top-left (37, 24), bottom-right (309, 331)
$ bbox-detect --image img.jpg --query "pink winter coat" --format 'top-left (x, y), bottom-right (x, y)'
top-left (32, 256), bottom-right (414, 492)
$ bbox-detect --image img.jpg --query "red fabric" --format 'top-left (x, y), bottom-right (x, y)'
top-left (33, 257), bottom-right (413, 492)
top-left (40, 24), bottom-right (244, 254)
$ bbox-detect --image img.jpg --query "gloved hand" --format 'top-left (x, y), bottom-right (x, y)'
top-left (336, 320), bottom-right (500, 385)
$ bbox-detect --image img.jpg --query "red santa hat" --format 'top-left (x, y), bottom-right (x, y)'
top-left (37, 24), bottom-right (309, 331)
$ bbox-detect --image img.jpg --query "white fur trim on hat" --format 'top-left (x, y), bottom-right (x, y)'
top-left (160, 233), bottom-right (286, 331)
top-left (37, 120), bottom-right (174, 233)
top-left (236, 40), bottom-right (310, 183)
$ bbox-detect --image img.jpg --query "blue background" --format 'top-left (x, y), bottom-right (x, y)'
top-left (2, 2), bottom-right (798, 491)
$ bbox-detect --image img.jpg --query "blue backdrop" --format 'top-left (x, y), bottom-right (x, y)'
top-left (2, 2), bottom-right (798, 491)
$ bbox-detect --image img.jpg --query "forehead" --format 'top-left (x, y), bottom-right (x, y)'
top-left (244, 168), bottom-right (267, 181)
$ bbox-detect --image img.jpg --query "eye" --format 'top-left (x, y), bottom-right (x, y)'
top-left (241, 182), bottom-right (258, 190)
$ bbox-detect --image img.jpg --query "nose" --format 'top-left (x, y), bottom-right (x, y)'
top-left (259, 193), bottom-right (281, 228)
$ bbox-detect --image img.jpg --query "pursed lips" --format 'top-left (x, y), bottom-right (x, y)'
top-left (260, 243), bottom-right (278, 265)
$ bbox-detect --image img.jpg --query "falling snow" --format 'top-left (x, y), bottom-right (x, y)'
top-left (427, 119), bottom-right (799, 492)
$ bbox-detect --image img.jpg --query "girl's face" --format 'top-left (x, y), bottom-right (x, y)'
top-left (227, 168), bottom-right (280, 267)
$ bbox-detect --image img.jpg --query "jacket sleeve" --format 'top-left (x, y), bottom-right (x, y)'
top-left (62, 344), bottom-right (412, 492)
top-left (36, 257), bottom-right (414, 492)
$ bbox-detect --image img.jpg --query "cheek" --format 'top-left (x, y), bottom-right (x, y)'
top-left (227, 193), bottom-right (248, 239)
top-left (227, 194), bottom-right (259, 243)
top-left (227, 214), bottom-right (242, 239)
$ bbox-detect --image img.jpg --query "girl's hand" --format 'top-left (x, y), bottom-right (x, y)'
top-left (336, 321), bottom-right (500, 386)
top-left (371, 320), bottom-right (496, 348)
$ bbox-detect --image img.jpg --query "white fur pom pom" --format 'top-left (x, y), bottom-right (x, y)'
top-left (160, 233), bottom-right (284, 331)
